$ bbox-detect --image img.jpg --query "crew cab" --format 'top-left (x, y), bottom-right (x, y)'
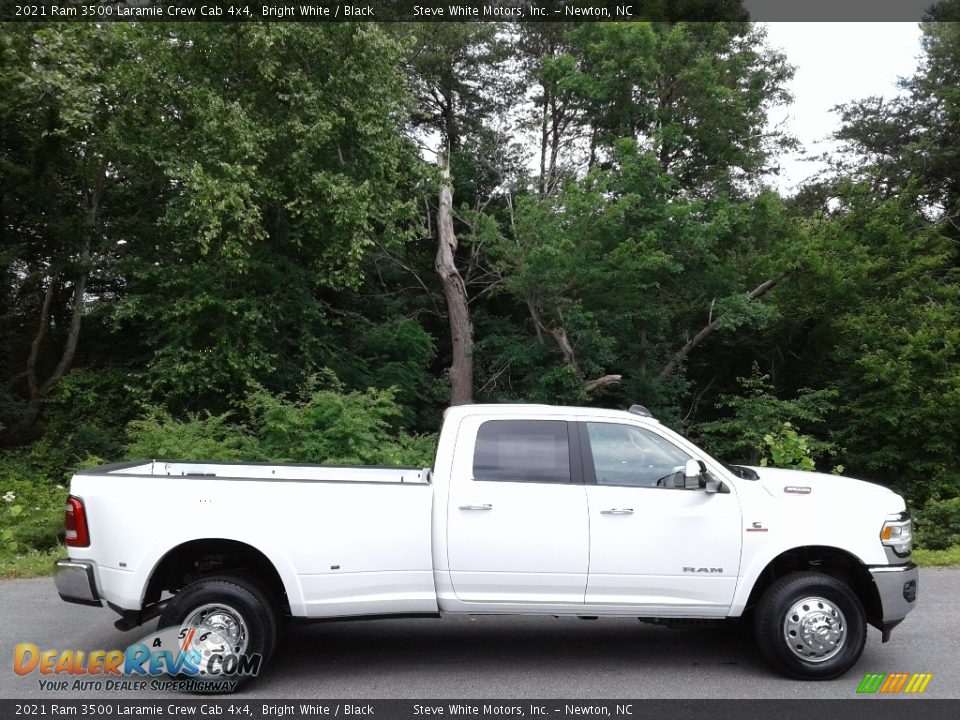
top-left (55, 403), bottom-right (918, 687)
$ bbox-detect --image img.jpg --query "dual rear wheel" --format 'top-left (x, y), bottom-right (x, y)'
top-left (158, 574), bottom-right (279, 692)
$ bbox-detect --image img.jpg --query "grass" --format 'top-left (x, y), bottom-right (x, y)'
top-left (0, 547), bottom-right (62, 578)
top-left (913, 545), bottom-right (960, 567)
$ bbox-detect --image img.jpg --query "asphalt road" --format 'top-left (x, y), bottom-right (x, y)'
top-left (1, 569), bottom-right (957, 699)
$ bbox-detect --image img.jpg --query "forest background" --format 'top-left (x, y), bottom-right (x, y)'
top-left (2, 4), bottom-right (960, 572)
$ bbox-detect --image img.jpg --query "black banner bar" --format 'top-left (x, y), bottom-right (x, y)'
top-left (2, 700), bottom-right (959, 720)
top-left (0, 0), bottom-right (944, 23)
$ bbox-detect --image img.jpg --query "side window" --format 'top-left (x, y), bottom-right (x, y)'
top-left (473, 420), bottom-right (571, 483)
top-left (586, 422), bottom-right (692, 488)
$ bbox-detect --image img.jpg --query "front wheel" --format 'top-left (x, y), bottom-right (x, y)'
top-left (754, 571), bottom-right (866, 680)
top-left (158, 574), bottom-right (278, 692)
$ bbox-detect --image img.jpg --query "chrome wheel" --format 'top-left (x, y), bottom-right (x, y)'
top-left (182, 603), bottom-right (249, 656)
top-left (782, 596), bottom-right (846, 663)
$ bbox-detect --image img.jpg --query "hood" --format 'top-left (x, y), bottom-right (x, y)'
top-left (743, 465), bottom-right (903, 509)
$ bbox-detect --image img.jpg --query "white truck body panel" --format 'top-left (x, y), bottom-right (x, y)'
top-left (68, 465), bottom-right (437, 617)
top-left (59, 403), bottom-right (914, 631)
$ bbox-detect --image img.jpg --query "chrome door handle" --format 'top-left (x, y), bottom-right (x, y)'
top-left (459, 504), bottom-right (493, 511)
top-left (600, 508), bottom-right (634, 515)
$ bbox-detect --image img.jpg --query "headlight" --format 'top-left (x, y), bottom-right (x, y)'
top-left (880, 513), bottom-right (912, 557)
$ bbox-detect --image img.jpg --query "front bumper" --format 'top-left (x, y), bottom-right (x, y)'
top-left (869, 562), bottom-right (918, 641)
top-left (54, 559), bottom-right (102, 607)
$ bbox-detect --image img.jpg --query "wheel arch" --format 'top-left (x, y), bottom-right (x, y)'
top-left (740, 545), bottom-right (882, 629)
top-left (143, 538), bottom-right (293, 616)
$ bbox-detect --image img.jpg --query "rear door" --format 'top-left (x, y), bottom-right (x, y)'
top-left (446, 414), bottom-right (589, 605)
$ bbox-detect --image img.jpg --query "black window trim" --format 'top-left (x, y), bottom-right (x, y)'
top-left (471, 418), bottom-right (585, 485)
top-left (577, 420), bottom-right (698, 490)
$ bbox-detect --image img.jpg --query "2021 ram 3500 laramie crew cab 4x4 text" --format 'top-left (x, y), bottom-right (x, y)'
top-left (55, 403), bottom-right (918, 688)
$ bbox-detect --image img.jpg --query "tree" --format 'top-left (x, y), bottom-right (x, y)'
top-left (1, 24), bottom-right (166, 436)
top-left (814, 189), bottom-right (959, 503)
top-left (435, 156), bottom-right (474, 405)
top-left (402, 24), bottom-right (517, 406)
top-left (110, 24), bottom-right (425, 411)
top-left (835, 19), bottom-right (960, 219)
top-left (568, 22), bottom-right (794, 195)
top-left (479, 22), bottom-right (795, 406)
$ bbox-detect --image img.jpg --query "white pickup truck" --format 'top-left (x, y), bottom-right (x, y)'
top-left (55, 403), bottom-right (917, 687)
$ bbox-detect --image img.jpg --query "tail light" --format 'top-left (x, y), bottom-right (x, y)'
top-left (64, 495), bottom-right (90, 547)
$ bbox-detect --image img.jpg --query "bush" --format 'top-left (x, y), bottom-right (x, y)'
top-left (2, 374), bottom-right (436, 561)
top-left (244, 376), bottom-right (435, 466)
top-left (915, 496), bottom-right (960, 550)
top-left (696, 365), bottom-right (839, 471)
top-left (761, 422), bottom-right (818, 472)
top-left (125, 408), bottom-right (254, 461)
top-left (30, 369), bottom-right (139, 482)
top-left (123, 374), bottom-right (436, 468)
top-left (0, 457), bottom-right (67, 557)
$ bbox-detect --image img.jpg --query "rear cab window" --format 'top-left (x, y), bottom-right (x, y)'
top-left (472, 420), bottom-right (574, 483)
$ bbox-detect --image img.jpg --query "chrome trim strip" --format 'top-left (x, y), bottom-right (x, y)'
top-left (869, 562), bottom-right (917, 573)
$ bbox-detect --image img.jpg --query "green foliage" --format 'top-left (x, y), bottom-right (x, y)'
top-left (32, 369), bottom-right (139, 479)
top-left (0, 459), bottom-right (67, 557)
top-left (761, 423), bottom-right (816, 472)
top-left (566, 22), bottom-right (794, 193)
top-left (123, 376), bottom-right (436, 468)
top-left (915, 496), bottom-right (960, 551)
top-left (324, 316), bottom-right (439, 428)
top-left (0, 23), bottom-right (428, 416)
top-left (2, 18), bottom-right (958, 567)
top-left (527, 365), bottom-right (590, 406)
top-left (836, 20), bottom-right (960, 214)
top-left (244, 375), bottom-right (425, 465)
top-left (696, 366), bottom-right (838, 469)
top-left (125, 410), bottom-right (254, 462)
top-left (790, 188), bottom-right (960, 503)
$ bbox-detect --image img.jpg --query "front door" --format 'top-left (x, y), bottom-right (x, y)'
top-left (446, 416), bottom-right (589, 605)
top-left (581, 420), bottom-right (742, 614)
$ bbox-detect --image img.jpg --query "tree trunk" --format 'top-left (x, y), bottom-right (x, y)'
top-left (658, 275), bottom-right (783, 383)
top-left (41, 236), bottom-right (90, 396)
top-left (435, 156), bottom-right (474, 405)
top-left (16, 247), bottom-right (90, 434)
top-left (539, 89), bottom-right (550, 200)
top-left (15, 174), bottom-right (100, 435)
top-left (548, 325), bottom-right (581, 373)
top-left (25, 277), bottom-right (56, 402)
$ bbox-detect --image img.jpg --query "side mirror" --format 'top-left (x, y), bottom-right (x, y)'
top-left (683, 459), bottom-right (702, 489)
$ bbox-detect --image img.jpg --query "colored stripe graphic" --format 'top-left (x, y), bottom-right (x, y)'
top-left (904, 673), bottom-right (933, 694)
top-left (857, 672), bottom-right (932, 694)
top-left (857, 673), bottom-right (885, 693)
top-left (880, 673), bottom-right (909, 693)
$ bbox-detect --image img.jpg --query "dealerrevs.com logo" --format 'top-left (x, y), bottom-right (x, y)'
top-left (856, 672), bottom-right (933, 694)
top-left (13, 624), bottom-right (261, 693)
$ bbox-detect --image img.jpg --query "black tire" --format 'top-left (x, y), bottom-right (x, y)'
top-left (754, 571), bottom-right (866, 680)
top-left (158, 573), bottom-right (278, 693)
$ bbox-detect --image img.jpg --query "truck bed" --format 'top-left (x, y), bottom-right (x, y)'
top-left (85, 459), bottom-right (430, 484)
top-left (69, 460), bottom-right (437, 617)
